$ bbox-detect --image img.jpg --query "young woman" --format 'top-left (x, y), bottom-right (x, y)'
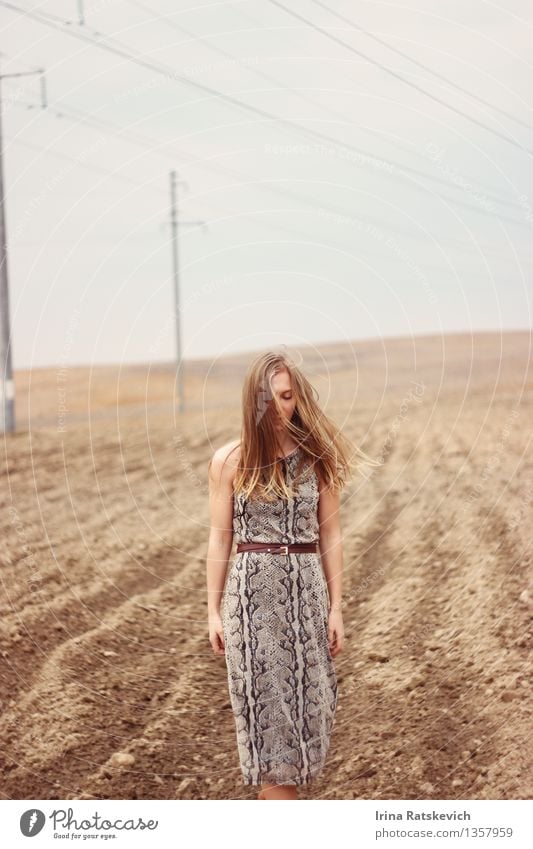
top-left (206, 350), bottom-right (371, 800)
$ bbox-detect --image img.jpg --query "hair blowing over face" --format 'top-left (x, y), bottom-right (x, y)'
top-left (221, 350), bottom-right (379, 502)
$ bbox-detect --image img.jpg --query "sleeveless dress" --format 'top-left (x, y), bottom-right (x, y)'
top-left (222, 445), bottom-right (338, 786)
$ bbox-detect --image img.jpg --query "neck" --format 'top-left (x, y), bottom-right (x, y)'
top-left (277, 438), bottom-right (298, 457)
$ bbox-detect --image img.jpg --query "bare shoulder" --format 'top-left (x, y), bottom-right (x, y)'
top-left (208, 439), bottom-right (241, 485)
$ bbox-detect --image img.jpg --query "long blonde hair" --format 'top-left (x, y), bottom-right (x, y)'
top-left (226, 349), bottom-right (377, 501)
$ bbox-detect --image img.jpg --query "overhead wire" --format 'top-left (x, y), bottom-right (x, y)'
top-left (5, 119), bottom-right (166, 196)
top-left (5, 80), bottom-right (530, 252)
top-left (2, 0), bottom-right (530, 275)
top-left (267, 0), bottom-right (533, 156)
top-left (3, 80), bottom-right (530, 272)
top-left (125, 0), bottom-right (524, 213)
top-left (309, 0), bottom-right (533, 131)
top-left (1, 0), bottom-right (528, 213)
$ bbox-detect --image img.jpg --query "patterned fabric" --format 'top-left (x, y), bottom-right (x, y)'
top-left (222, 446), bottom-right (338, 786)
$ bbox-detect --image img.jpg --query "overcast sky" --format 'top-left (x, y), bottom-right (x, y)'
top-left (2, 0), bottom-right (532, 369)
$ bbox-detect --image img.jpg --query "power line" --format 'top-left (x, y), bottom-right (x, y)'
top-left (4, 91), bottom-right (528, 352)
top-left (127, 0), bottom-right (382, 143)
top-left (10, 202), bottom-right (527, 279)
top-left (5, 120), bottom-right (166, 195)
top-left (125, 0), bottom-right (523, 213)
top-left (4, 79), bottom-right (529, 251)
top-left (309, 0), bottom-right (533, 131)
top-left (3, 44), bottom-right (529, 263)
top-left (2, 0), bottom-right (527, 212)
top-left (268, 0), bottom-right (533, 156)
top-left (0, 61), bottom-right (46, 433)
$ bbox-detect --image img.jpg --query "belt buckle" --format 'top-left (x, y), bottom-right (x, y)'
top-left (279, 544), bottom-right (289, 555)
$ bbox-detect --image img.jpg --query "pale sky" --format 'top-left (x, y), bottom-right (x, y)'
top-left (1, 0), bottom-right (532, 369)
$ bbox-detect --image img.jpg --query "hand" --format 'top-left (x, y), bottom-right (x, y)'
top-left (327, 609), bottom-right (344, 657)
top-left (208, 611), bottom-right (225, 656)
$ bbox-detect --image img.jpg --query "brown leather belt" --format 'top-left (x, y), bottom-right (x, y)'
top-left (236, 541), bottom-right (319, 555)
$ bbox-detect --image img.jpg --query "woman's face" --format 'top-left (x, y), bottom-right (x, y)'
top-left (270, 370), bottom-right (296, 430)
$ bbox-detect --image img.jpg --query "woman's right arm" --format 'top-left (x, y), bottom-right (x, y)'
top-left (206, 447), bottom-right (235, 655)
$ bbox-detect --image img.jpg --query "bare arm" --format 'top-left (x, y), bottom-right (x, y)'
top-left (206, 447), bottom-right (235, 621)
top-left (318, 474), bottom-right (345, 657)
top-left (318, 481), bottom-right (344, 611)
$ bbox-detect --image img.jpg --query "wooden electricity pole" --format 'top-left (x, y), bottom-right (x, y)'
top-left (169, 170), bottom-right (205, 414)
top-left (0, 64), bottom-right (46, 433)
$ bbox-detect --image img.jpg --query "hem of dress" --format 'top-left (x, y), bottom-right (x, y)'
top-left (240, 771), bottom-right (325, 787)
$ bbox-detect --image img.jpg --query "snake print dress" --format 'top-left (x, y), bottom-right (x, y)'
top-left (222, 445), bottom-right (338, 786)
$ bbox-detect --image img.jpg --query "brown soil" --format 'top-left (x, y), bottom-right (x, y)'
top-left (1, 331), bottom-right (531, 800)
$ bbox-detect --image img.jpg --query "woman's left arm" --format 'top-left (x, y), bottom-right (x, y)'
top-left (318, 480), bottom-right (345, 657)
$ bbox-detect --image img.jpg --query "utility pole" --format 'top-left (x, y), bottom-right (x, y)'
top-left (169, 170), bottom-right (205, 414)
top-left (0, 64), bottom-right (46, 433)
